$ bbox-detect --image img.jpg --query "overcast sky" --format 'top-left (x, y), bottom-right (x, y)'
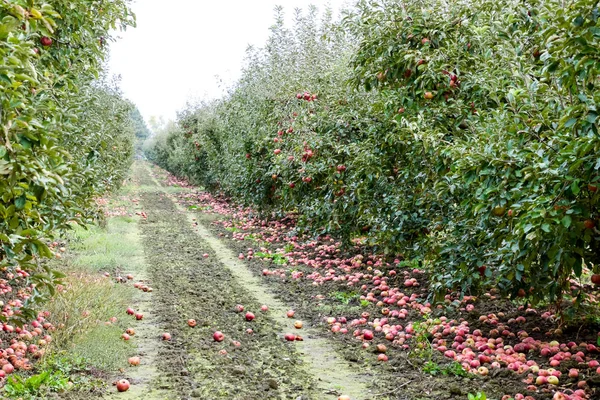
top-left (108, 0), bottom-right (349, 124)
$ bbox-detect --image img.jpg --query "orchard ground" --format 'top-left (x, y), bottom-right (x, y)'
top-left (10, 161), bottom-right (599, 400)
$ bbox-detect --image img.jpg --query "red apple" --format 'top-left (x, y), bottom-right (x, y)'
top-left (568, 368), bottom-right (579, 379)
top-left (591, 274), bottom-right (600, 286)
top-left (284, 333), bottom-right (296, 341)
top-left (2, 363), bottom-right (14, 374)
top-left (187, 319), bottom-right (197, 328)
top-left (116, 379), bottom-right (130, 392)
top-left (584, 219), bottom-right (595, 229)
top-left (213, 331), bottom-right (224, 342)
top-left (245, 312), bottom-right (255, 321)
top-left (41, 36), bottom-right (52, 47)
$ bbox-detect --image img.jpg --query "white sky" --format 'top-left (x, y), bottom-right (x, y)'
top-left (108, 1), bottom-right (348, 123)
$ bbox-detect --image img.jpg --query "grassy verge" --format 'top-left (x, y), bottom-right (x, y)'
top-left (1, 187), bottom-right (144, 399)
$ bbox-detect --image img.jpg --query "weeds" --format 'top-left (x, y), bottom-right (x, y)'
top-left (254, 251), bottom-right (287, 265)
top-left (40, 190), bottom-right (140, 384)
top-left (331, 291), bottom-right (359, 305)
top-left (467, 392), bottom-right (488, 400)
top-left (68, 217), bottom-right (144, 274)
top-left (410, 316), bottom-right (438, 361)
top-left (423, 361), bottom-right (467, 377)
top-left (44, 269), bottom-right (132, 359)
top-left (283, 243), bottom-right (294, 253)
top-left (3, 370), bottom-right (69, 399)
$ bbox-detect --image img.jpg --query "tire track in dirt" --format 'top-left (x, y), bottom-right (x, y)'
top-left (142, 163), bottom-right (373, 400)
top-left (105, 176), bottom-right (175, 400)
top-left (108, 268), bottom-right (175, 400)
top-left (134, 163), bottom-right (321, 399)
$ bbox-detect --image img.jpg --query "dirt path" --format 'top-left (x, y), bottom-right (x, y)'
top-left (103, 177), bottom-right (174, 400)
top-left (125, 162), bottom-right (372, 399)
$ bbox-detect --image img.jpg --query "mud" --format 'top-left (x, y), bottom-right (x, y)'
top-left (133, 163), bottom-right (347, 399)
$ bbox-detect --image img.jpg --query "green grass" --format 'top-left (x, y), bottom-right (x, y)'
top-left (330, 290), bottom-right (360, 305)
top-left (67, 216), bottom-right (144, 274)
top-left (54, 187), bottom-right (143, 370)
top-left (254, 251), bottom-right (287, 265)
top-left (422, 361), bottom-right (468, 377)
top-left (3, 353), bottom-right (109, 399)
top-left (70, 324), bottom-right (132, 371)
top-left (44, 272), bottom-right (133, 362)
top-left (3, 370), bottom-right (69, 399)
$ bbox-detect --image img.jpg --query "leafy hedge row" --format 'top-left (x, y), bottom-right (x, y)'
top-left (146, 1), bottom-right (600, 306)
top-left (1, 0), bottom-right (135, 321)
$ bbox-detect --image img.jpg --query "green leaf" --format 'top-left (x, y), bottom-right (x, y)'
top-left (15, 194), bottom-right (26, 210)
top-left (541, 224), bottom-right (551, 233)
top-left (573, 257), bottom-right (582, 277)
top-left (571, 181), bottom-right (580, 195)
top-left (0, 160), bottom-right (11, 175)
top-left (564, 118), bottom-right (578, 128)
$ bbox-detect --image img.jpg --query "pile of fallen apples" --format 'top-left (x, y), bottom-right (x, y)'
top-left (0, 267), bottom-right (55, 382)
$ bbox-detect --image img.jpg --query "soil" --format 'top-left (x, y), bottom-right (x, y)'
top-left (185, 214), bottom-right (530, 400)
top-left (126, 162), bottom-right (373, 399)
